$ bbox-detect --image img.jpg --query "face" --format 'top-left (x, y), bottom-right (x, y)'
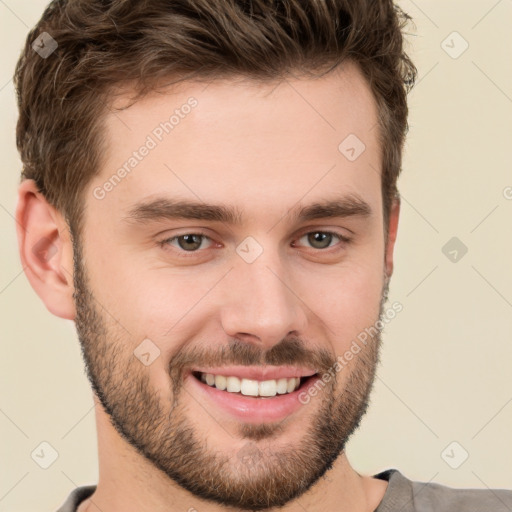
top-left (73, 61), bottom-right (394, 510)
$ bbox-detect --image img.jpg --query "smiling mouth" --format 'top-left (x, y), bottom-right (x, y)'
top-left (191, 371), bottom-right (318, 398)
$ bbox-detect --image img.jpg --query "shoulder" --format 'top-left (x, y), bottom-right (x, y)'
top-left (410, 478), bottom-right (512, 511)
top-left (374, 468), bottom-right (512, 512)
top-left (56, 485), bottom-right (96, 512)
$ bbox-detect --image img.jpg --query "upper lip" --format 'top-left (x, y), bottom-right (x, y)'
top-left (191, 366), bottom-right (318, 381)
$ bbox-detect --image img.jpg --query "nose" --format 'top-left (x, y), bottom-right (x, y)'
top-left (219, 248), bottom-right (308, 351)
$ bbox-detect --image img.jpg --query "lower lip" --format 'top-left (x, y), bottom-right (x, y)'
top-left (186, 372), bottom-right (321, 423)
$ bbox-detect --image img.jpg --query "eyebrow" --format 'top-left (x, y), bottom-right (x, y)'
top-left (122, 194), bottom-right (372, 227)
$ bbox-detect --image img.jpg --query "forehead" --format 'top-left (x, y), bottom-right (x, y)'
top-left (89, 61), bottom-right (381, 222)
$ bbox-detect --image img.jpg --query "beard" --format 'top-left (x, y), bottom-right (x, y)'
top-left (72, 235), bottom-right (389, 511)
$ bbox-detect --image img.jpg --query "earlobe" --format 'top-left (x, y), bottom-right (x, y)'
top-left (384, 196), bottom-right (400, 279)
top-left (15, 179), bottom-right (76, 320)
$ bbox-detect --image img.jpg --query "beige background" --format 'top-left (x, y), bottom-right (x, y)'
top-left (1, 1), bottom-right (511, 511)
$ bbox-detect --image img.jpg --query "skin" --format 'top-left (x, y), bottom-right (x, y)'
top-left (16, 60), bottom-right (400, 512)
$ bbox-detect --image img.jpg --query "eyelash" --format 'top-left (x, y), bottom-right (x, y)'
top-left (158, 230), bottom-right (351, 257)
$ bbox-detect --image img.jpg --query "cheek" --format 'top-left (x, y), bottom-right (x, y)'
top-left (113, 270), bottom-right (207, 334)
top-left (307, 257), bottom-right (385, 348)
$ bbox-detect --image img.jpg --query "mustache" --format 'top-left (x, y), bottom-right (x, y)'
top-left (168, 336), bottom-right (336, 386)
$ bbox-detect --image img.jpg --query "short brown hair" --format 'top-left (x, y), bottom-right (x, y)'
top-left (14, 0), bottom-right (416, 239)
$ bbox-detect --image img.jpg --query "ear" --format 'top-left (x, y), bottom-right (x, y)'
top-left (15, 179), bottom-right (76, 320)
top-left (384, 196), bottom-right (400, 279)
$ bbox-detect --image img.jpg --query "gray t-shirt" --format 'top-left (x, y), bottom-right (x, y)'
top-left (56, 468), bottom-right (512, 512)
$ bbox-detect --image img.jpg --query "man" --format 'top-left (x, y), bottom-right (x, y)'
top-left (12, 1), bottom-right (512, 511)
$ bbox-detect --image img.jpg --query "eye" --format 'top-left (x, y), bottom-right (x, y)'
top-left (159, 229), bottom-right (350, 257)
top-left (293, 231), bottom-right (350, 250)
top-left (160, 233), bottom-right (214, 252)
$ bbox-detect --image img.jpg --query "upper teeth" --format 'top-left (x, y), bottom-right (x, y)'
top-left (200, 373), bottom-right (301, 397)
